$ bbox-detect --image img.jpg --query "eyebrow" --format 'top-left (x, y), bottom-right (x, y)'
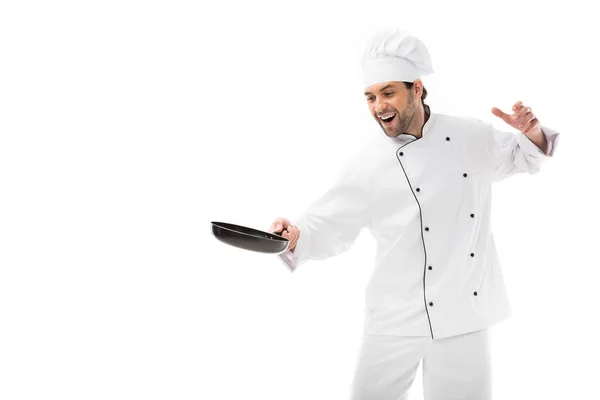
top-left (364, 84), bottom-right (395, 96)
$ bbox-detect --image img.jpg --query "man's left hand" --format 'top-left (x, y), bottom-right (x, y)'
top-left (491, 101), bottom-right (548, 154)
top-left (491, 101), bottom-right (541, 136)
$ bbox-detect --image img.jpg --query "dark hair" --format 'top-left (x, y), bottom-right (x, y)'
top-left (403, 82), bottom-right (428, 104)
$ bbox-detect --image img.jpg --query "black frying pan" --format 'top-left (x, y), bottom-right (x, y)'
top-left (211, 221), bottom-right (290, 254)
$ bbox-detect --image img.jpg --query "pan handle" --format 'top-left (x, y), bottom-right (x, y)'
top-left (270, 229), bottom-right (292, 252)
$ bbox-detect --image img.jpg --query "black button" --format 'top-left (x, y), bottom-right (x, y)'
top-left (425, 227), bottom-right (429, 231)
top-left (470, 213), bottom-right (475, 218)
top-left (399, 152), bottom-right (404, 156)
top-left (428, 266), bottom-right (432, 270)
top-left (470, 253), bottom-right (475, 257)
top-left (446, 137), bottom-right (450, 141)
top-left (416, 188), bottom-right (420, 192)
top-left (474, 291), bottom-right (478, 296)
top-left (463, 173), bottom-right (468, 177)
top-left (429, 302), bottom-right (433, 306)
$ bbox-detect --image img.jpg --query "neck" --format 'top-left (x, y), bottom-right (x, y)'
top-left (406, 103), bottom-right (428, 138)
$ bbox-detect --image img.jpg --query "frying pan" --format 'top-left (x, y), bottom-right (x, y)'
top-left (211, 221), bottom-right (290, 254)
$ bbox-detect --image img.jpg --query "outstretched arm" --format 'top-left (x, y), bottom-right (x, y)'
top-left (480, 101), bottom-right (560, 181)
top-left (492, 101), bottom-right (550, 154)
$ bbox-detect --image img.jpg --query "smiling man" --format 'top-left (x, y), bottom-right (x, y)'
top-left (365, 81), bottom-right (428, 138)
top-left (270, 28), bottom-right (559, 399)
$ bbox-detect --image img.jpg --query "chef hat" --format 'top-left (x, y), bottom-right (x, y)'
top-left (362, 29), bottom-right (434, 89)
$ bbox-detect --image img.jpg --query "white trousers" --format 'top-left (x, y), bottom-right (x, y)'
top-left (349, 328), bottom-right (492, 400)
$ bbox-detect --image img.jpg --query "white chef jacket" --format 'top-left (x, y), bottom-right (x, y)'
top-left (278, 106), bottom-right (560, 339)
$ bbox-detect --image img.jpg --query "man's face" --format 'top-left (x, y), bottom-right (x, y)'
top-left (364, 81), bottom-right (417, 138)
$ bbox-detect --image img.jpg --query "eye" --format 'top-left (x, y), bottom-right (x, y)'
top-left (366, 96), bottom-right (374, 102)
top-left (384, 92), bottom-right (394, 97)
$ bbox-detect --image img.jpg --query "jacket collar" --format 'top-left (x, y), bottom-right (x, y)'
top-left (398, 103), bottom-right (433, 140)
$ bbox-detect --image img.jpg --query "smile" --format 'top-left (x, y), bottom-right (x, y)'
top-left (379, 113), bottom-right (396, 124)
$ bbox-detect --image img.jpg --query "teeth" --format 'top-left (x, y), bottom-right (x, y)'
top-left (380, 114), bottom-right (395, 121)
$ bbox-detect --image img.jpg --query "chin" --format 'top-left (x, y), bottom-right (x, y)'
top-left (380, 125), bottom-right (398, 138)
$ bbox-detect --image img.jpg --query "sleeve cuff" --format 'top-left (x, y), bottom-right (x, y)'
top-left (540, 125), bottom-right (560, 156)
top-left (276, 217), bottom-right (311, 273)
top-left (516, 125), bottom-right (560, 157)
top-left (277, 251), bottom-right (296, 272)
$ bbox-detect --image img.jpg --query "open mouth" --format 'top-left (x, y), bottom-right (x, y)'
top-left (379, 113), bottom-right (396, 125)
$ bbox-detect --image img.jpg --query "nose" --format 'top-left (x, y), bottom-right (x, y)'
top-left (374, 98), bottom-right (387, 114)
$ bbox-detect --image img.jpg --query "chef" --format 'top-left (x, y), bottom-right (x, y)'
top-left (269, 28), bottom-right (560, 400)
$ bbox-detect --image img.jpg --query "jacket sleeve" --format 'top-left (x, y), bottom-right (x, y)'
top-left (277, 155), bottom-right (371, 272)
top-left (482, 123), bottom-right (560, 182)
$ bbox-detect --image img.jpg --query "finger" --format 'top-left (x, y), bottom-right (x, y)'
top-left (289, 228), bottom-right (299, 241)
top-left (517, 106), bottom-right (531, 117)
top-left (512, 101), bottom-right (523, 111)
top-left (271, 218), bottom-right (290, 232)
top-left (289, 233), bottom-right (298, 249)
top-left (517, 110), bottom-right (534, 129)
top-left (522, 117), bottom-right (539, 133)
top-left (524, 113), bottom-right (536, 125)
top-left (271, 225), bottom-right (283, 233)
top-left (491, 107), bottom-right (511, 121)
top-left (284, 224), bottom-right (297, 238)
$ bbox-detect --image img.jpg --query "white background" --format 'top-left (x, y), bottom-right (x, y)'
top-left (1, 0), bottom-right (599, 399)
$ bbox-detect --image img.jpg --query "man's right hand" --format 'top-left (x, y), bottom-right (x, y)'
top-left (269, 217), bottom-right (300, 252)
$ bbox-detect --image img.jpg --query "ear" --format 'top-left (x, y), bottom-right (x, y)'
top-left (413, 79), bottom-right (424, 100)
